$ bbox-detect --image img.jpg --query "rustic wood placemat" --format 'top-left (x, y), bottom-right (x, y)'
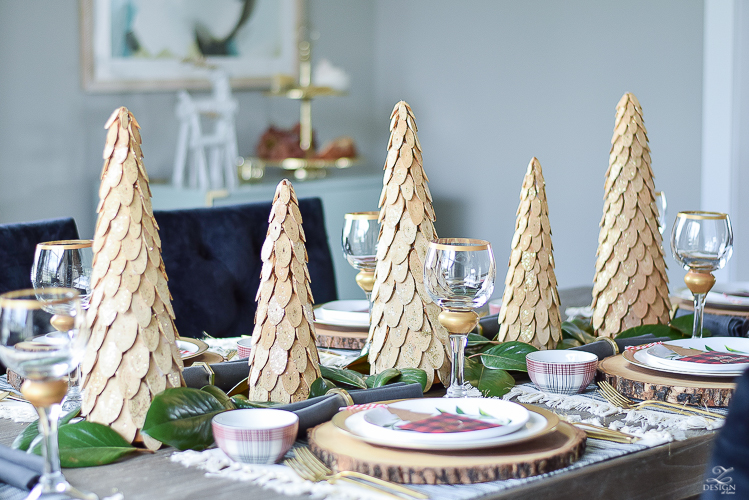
top-left (307, 416), bottom-right (586, 485)
top-left (598, 353), bottom-right (736, 407)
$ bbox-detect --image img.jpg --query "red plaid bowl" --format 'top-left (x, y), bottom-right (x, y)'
top-left (237, 338), bottom-right (253, 358)
top-left (526, 351), bottom-right (598, 395)
top-left (212, 409), bottom-right (298, 464)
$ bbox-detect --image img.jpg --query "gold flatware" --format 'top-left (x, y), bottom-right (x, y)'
top-left (0, 391), bottom-right (26, 403)
top-left (597, 381), bottom-right (724, 420)
top-left (573, 422), bottom-right (640, 444)
top-left (286, 447), bottom-right (428, 499)
top-left (225, 349), bottom-right (238, 361)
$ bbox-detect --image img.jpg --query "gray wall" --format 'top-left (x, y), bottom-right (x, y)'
top-left (0, 1), bottom-right (703, 300)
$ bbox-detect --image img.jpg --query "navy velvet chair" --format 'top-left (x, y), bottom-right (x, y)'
top-left (702, 369), bottom-right (749, 498)
top-left (154, 197), bottom-right (337, 339)
top-left (0, 217), bottom-right (80, 296)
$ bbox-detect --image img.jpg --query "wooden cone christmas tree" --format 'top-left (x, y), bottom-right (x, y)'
top-left (368, 101), bottom-right (450, 390)
top-left (496, 158), bottom-right (562, 350)
top-left (247, 179), bottom-right (321, 403)
top-left (81, 107), bottom-right (184, 449)
top-left (591, 92), bottom-right (671, 337)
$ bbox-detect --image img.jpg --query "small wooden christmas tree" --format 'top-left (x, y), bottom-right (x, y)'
top-left (496, 158), bottom-right (562, 349)
top-left (368, 101), bottom-right (450, 390)
top-left (81, 107), bottom-right (184, 450)
top-left (247, 179), bottom-right (321, 403)
top-left (591, 93), bottom-right (671, 337)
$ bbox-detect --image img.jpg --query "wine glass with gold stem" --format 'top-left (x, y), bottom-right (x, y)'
top-left (0, 288), bottom-right (97, 500)
top-left (341, 212), bottom-right (379, 306)
top-left (424, 238), bottom-right (495, 398)
top-left (31, 240), bottom-right (93, 410)
top-left (671, 212), bottom-right (733, 338)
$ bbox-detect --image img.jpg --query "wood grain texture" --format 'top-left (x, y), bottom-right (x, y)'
top-left (313, 323), bottom-right (368, 350)
top-left (307, 421), bottom-right (586, 485)
top-left (598, 354), bottom-right (736, 407)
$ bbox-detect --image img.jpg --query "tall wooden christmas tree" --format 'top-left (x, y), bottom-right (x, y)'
top-left (496, 158), bottom-right (562, 349)
top-left (81, 107), bottom-right (184, 449)
top-left (368, 101), bottom-right (450, 390)
top-left (591, 93), bottom-right (671, 337)
top-left (247, 179), bottom-right (321, 403)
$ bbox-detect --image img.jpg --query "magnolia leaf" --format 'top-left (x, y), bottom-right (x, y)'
top-left (142, 387), bottom-right (228, 450)
top-left (51, 421), bottom-right (138, 468)
top-left (479, 342), bottom-right (538, 372)
top-left (13, 407), bottom-right (80, 451)
top-left (200, 385), bottom-right (236, 410)
top-left (556, 338), bottom-right (583, 349)
top-left (343, 353), bottom-right (370, 374)
top-left (320, 366), bottom-right (367, 389)
top-left (230, 396), bottom-right (282, 409)
top-left (670, 314), bottom-right (711, 337)
top-left (463, 358), bottom-right (515, 398)
top-left (614, 324), bottom-right (685, 341)
top-left (561, 322), bottom-right (597, 344)
top-left (394, 368), bottom-right (428, 392)
top-left (309, 378), bottom-right (336, 398)
top-left (569, 318), bottom-right (595, 334)
top-left (368, 368), bottom-right (401, 388)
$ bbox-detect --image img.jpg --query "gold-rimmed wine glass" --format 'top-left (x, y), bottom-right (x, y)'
top-left (31, 240), bottom-right (93, 410)
top-left (0, 288), bottom-right (97, 500)
top-left (654, 191), bottom-right (667, 235)
top-left (424, 238), bottom-right (496, 398)
top-left (341, 212), bottom-right (378, 304)
top-left (671, 211), bottom-right (733, 338)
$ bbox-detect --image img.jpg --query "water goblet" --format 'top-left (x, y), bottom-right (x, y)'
top-left (654, 191), bottom-right (667, 235)
top-left (341, 212), bottom-right (378, 304)
top-left (31, 240), bottom-right (93, 410)
top-left (671, 212), bottom-right (733, 338)
top-left (424, 238), bottom-right (495, 398)
top-left (0, 288), bottom-right (97, 500)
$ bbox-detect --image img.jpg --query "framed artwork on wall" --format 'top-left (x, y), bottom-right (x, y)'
top-left (80, 0), bottom-right (299, 92)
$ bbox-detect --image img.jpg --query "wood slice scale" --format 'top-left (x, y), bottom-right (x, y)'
top-left (597, 354), bottom-right (736, 407)
top-left (313, 323), bottom-right (368, 350)
top-left (307, 420), bottom-right (586, 485)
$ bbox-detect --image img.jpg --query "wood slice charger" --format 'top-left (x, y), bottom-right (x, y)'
top-left (598, 353), bottom-right (736, 407)
top-left (313, 322), bottom-right (368, 350)
top-left (307, 405), bottom-right (586, 485)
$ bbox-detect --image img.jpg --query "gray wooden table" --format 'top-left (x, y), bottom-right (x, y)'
top-left (0, 287), bottom-right (715, 499)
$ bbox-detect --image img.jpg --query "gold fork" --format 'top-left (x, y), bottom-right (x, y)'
top-left (288, 447), bottom-right (428, 499)
top-left (597, 381), bottom-right (724, 420)
top-left (0, 391), bottom-right (26, 402)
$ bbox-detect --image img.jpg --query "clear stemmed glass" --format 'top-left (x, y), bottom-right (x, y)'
top-left (0, 288), bottom-right (97, 500)
top-left (341, 212), bottom-right (379, 305)
top-left (654, 191), bottom-right (667, 235)
top-left (671, 212), bottom-right (733, 338)
top-left (424, 238), bottom-right (495, 398)
top-left (31, 240), bottom-right (93, 410)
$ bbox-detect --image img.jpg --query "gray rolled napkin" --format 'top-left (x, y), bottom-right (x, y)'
top-left (183, 358), bottom-right (250, 392)
top-left (279, 382), bottom-right (424, 439)
top-left (0, 444), bottom-right (43, 490)
top-left (675, 310), bottom-right (749, 337)
top-left (570, 334), bottom-right (671, 360)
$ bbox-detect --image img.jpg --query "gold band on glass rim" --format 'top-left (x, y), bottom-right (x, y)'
top-left (37, 240), bottom-right (93, 250)
top-left (429, 238), bottom-right (491, 252)
top-left (0, 288), bottom-right (79, 309)
top-left (344, 211), bottom-right (379, 220)
top-left (676, 211), bottom-right (729, 221)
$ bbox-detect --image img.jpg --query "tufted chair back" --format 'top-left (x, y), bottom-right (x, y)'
top-left (154, 197), bottom-right (337, 339)
top-left (0, 217), bottom-right (80, 296)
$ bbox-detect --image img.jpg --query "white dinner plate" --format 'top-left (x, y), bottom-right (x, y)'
top-left (176, 338), bottom-right (208, 360)
top-left (347, 398), bottom-right (530, 445)
top-left (674, 282), bottom-right (749, 310)
top-left (314, 300), bottom-right (370, 327)
top-left (639, 338), bottom-right (749, 374)
top-left (625, 349), bottom-right (745, 378)
top-left (332, 404), bottom-right (558, 451)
